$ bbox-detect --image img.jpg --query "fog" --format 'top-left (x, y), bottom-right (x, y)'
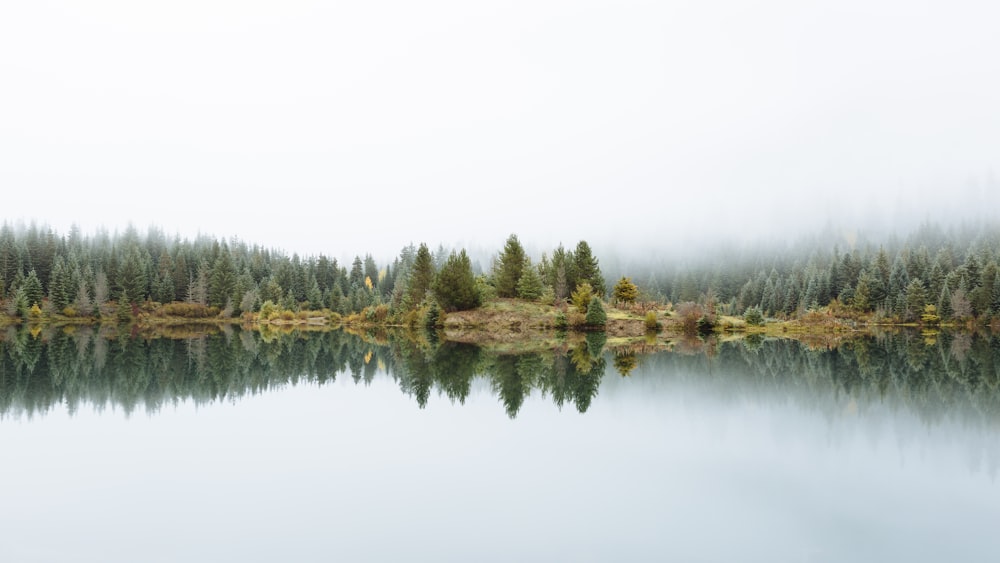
top-left (2, 1), bottom-right (998, 260)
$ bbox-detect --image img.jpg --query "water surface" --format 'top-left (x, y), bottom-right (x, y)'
top-left (0, 328), bottom-right (997, 562)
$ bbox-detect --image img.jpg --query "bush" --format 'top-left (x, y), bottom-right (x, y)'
top-left (160, 302), bottom-right (221, 318)
top-left (644, 311), bottom-right (661, 331)
top-left (584, 297), bottom-right (606, 327)
top-left (259, 300), bottom-right (278, 320)
top-left (554, 312), bottom-right (569, 330)
top-left (743, 306), bottom-right (764, 327)
top-left (676, 302), bottom-right (704, 335)
top-left (62, 306), bottom-right (79, 318)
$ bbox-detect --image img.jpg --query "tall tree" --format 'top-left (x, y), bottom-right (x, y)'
top-left (209, 249), bottom-right (237, 308)
top-left (573, 240), bottom-right (605, 296)
top-left (406, 243), bottom-right (435, 306)
top-left (494, 234), bottom-right (526, 298)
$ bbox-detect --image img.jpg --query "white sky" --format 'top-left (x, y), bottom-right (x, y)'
top-left (2, 1), bottom-right (999, 259)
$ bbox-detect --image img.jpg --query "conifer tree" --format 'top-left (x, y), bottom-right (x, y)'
top-left (612, 277), bottom-right (639, 305)
top-left (494, 234), bottom-right (527, 298)
top-left (22, 269), bottom-right (44, 308)
top-left (573, 240), bottom-right (604, 296)
top-left (406, 243), bottom-right (435, 306)
top-left (209, 250), bottom-right (237, 308)
top-left (585, 296), bottom-right (606, 326)
top-left (516, 259), bottom-right (544, 301)
top-left (433, 250), bottom-right (480, 312)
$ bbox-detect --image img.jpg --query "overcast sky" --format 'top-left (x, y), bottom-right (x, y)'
top-left (2, 1), bottom-right (998, 259)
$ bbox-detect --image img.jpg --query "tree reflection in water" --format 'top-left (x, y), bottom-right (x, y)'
top-left (1, 326), bottom-right (1000, 431)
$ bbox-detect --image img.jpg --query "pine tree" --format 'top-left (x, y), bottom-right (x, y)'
top-left (612, 277), bottom-right (639, 305)
top-left (22, 269), bottom-right (44, 308)
top-left (116, 290), bottom-right (133, 323)
top-left (516, 259), bottom-right (544, 301)
top-left (584, 296), bottom-right (606, 326)
top-left (209, 250), bottom-right (237, 308)
top-left (116, 245), bottom-right (149, 302)
top-left (903, 278), bottom-right (927, 322)
top-left (406, 243), bottom-right (435, 306)
top-left (433, 250), bottom-right (480, 312)
top-left (573, 240), bottom-right (604, 296)
top-left (494, 234), bottom-right (526, 298)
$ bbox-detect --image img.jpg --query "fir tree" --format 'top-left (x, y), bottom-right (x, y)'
top-left (209, 250), bottom-right (237, 308)
top-left (494, 234), bottom-right (526, 298)
top-left (22, 269), bottom-right (44, 308)
top-left (433, 250), bottom-right (480, 312)
top-left (612, 277), bottom-right (639, 304)
top-left (573, 240), bottom-right (604, 296)
top-left (584, 296), bottom-right (606, 327)
top-left (516, 259), bottom-right (544, 301)
top-left (407, 243), bottom-right (435, 306)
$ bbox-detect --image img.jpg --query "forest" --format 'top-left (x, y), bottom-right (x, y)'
top-left (1, 221), bottom-right (1000, 327)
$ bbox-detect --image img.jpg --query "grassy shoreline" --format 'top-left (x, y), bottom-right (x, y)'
top-left (0, 298), bottom-right (977, 349)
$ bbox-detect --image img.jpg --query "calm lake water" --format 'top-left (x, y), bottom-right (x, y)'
top-left (1, 327), bottom-right (998, 562)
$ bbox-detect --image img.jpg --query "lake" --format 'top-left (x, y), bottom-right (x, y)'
top-left (1, 326), bottom-right (998, 562)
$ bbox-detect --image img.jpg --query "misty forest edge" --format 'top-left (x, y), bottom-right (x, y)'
top-left (1, 221), bottom-right (999, 342)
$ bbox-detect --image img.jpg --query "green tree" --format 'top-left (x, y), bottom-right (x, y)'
top-left (584, 296), bottom-right (606, 326)
top-left (209, 250), bottom-right (237, 308)
top-left (406, 243), bottom-right (435, 306)
top-left (612, 276), bottom-right (639, 305)
top-left (573, 240), bottom-right (604, 296)
top-left (22, 269), bottom-right (44, 308)
top-left (116, 290), bottom-right (133, 323)
top-left (494, 234), bottom-right (526, 298)
top-left (903, 278), bottom-right (927, 322)
top-left (433, 250), bottom-right (480, 312)
top-left (116, 246), bottom-right (148, 303)
top-left (938, 284), bottom-right (953, 320)
top-left (516, 259), bottom-right (544, 301)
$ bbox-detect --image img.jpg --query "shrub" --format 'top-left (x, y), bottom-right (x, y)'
top-left (160, 302), bottom-right (220, 318)
top-left (62, 306), bottom-right (79, 318)
top-left (279, 310), bottom-right (295, 321)
top-left (644, 311), bottom-right (661, 331)
top-left (743, 306), bottom-right (764, 327)
top-left (676, 301), bottom-right (704, 334)
top-left (259, 300), bottom-right (278, 320)
top-left (554, 312), bottom-right (568, 330)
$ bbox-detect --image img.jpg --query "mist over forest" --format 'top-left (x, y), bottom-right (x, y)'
top-left (3, 212), bottom-right (1000, 326)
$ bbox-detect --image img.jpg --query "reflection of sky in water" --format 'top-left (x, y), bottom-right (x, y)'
top-left (1, 354), bottom-right (998, 563)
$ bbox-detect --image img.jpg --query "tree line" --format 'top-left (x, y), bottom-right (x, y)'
top-left (4, 220), bottom-right (1000, 324)
top-left (0, 224), bottom-right (607, 323)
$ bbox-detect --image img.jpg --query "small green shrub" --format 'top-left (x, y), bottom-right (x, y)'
top-left (743, 306), bottom-right (764, 327)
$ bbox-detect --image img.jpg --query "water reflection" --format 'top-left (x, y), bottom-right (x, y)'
top-left (2, 326), bottom-right (1000, 431)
